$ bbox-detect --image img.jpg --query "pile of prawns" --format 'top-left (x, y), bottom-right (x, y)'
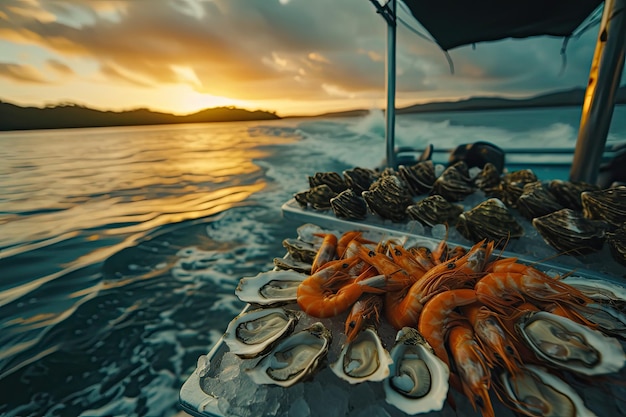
top-left (296, 230), bottom-right (598, 417)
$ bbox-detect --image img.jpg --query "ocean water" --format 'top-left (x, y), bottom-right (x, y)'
top-left (1, 106), bottom-right (625, 417)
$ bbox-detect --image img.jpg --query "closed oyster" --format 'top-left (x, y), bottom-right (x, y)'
top-left (397, 160), bottom-right (436, 195)
top-left (532, 208), bottom-right (607, 255)
top-left (500, 365), bottom-right (596, 417)
top-left (383, 327), bottom-right (449, 414)
top-left (515, 311), bottom-right (626, 375)
top-left (362, 174), bottom-right (413, 222)
top-left (474, 162), bottom-right (501, 195)
top-left (430, 161), bottom-right (475, 202)
top-left (582, 186), bottom-right (626, 228)
top-left (406, 195), bottom-right (463, 227)
top-left (499, 169), bottom-right (538, 207)
top-left (305, 184), bottom-right (337, 210)
top-left (330, 327), bottom-right (392, 384)
top-left (246, 322), bottom-right (331, 387)
top-left (517, 181), bottom-right (564, 220)
top-left (606, 222), bottom-right (626, 266)
top-left (223, 308), bottom-right (299, 358)
top-left (330, 189), bottom-right (368, 220)
top-left (456, 198), bottom-right (524, 244)
top-left (282, 238), bottom-right (318, 263)
top-left (343, 167), bottom-right (378, 194)
top-left (308, 171), bottom-right (347, 193)
top-left (235, 269), bottom-right (307, 306)
top-left (548, 180), bottom-right (600, 211)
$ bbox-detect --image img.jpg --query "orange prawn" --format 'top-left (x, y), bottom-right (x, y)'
top-left (344, 294), bottom-right (383, 343)
top-left (297, 257), bottom-right (385, 318)
top-left (475, 258), bottom-right (594, 316)
top-left (418, 289), bottom-right (479, 367)
top-left (448, 321), bottom-right (495, 417)
top-left (310, 233), bottom-right (338, 273)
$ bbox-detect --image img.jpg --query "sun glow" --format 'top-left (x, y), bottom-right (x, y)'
top-left (162, 85), bottom-right (254, 115)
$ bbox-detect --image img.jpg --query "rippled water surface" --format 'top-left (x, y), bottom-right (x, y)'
top-left (1, 107), bottom-right (625, 416)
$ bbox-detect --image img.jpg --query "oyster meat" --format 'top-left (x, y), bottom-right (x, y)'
top-left (223, 308), bottom-right (299, 358)
top-left (501, 365), bottom-right (597, 417)
top-left (235, 269), bottom-right (307, 306)
top-left (515, 311), bottom-right (626, 376)
top-left (330, 327), bottom-right (392, 384)
top-left (456, 198), bottom-right (524, 245)
top-left (532, 208), bottom-right (607, 255)
top-left (383, 327), bottom-right (450, 414)
top-left (406, 195), bottom-right (463, 227)
top-left (246, 322), bottom-right (331, 387)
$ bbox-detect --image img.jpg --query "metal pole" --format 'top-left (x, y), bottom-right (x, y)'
top-left (570, 0), bottom-right (626, 184)
top-left (385, 0), bottom-right (397, 168)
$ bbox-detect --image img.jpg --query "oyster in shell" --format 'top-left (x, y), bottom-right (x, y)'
top-left (456, 198), bottom-right (524, 244)
top-left (474, 162), bottom-right (501, 195)
top-left (383, 327), bottom-right (449, 414)
top-left (500, 365), bottom-right (596, 417)
top-left (515, 311), bottom-right (626, 376)
top-left (517, 181), bottom-right (564, 220)
top-left (607, 222), bottom-right (626, 266)
top-left (305, 184), bottom-right (337, 210)
top-left (430, 161), bottom-right (475, 202)
top-left (330, 327), bottom-right (392, 384)
top-left (223, 308), bottom-right (299, 358)
top-left (282, 238), bottom-right (318, 263)
top-left (548, 180), bottom-right (600, 211)
top-left (499, 169), bottom-right (538, 207)
top-left (343, 167), bottom-right (378, 194)
top-left (308, 171), bottom-right (347, 193)
top-left (330, 189), bottom-right (368, 220)
top-left (406, 195), bottom-right (463, 227)
top-left (581, 186), bottom-right (626, 228)
top-left (246, 322), bottom-right (331, 387)
top-left (273, 256), bottom-right (312, 274)
top-left (235, 269), bottom-right (307, 306)
top-left (532, 208), bottom-right (607, 255)
top-left (397, 160), bottom-right (437, 195)
top-left (362, 174), bottom-right (413, 222)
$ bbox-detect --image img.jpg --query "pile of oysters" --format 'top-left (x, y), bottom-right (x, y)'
top-left (294, 151), bottom-right (626, 266)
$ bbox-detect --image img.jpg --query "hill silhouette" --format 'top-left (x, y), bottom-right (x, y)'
top-left (0, 102), bottom-right (280, 131)
top-left (2, 86), bottom-right (625, 131)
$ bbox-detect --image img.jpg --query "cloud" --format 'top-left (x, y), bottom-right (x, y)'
top-left (0, 62), bottom-right (49, 83)
top-left (46, 58), bottom-right (74, 75)
top-left (0, 0), bottom-right (618, 112)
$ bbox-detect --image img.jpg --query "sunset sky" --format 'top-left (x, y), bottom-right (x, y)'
top-left (0, 0), bottom-right (620, 116)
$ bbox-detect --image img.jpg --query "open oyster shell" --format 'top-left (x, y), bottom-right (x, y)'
top-left (330, 327), bottom-right (392, 384)
top-left (223, 308), bottom-right (299, 358)
top-left (246, 322), bottom-right (331, 387)
top-left (282, 238), bottom-right (318, 263)
top-left (500, 365), bottom-right (597, 417)
top-left (515, 311), bottom-right (626, 376)
top-left (532, 208), bottom-right (607, 255)
top-left (383, 327), bottom-right (449, 414)
top-left (235, 269), bottom-right (307, 306)
top-left (456, 198), bottom-right (524, 244)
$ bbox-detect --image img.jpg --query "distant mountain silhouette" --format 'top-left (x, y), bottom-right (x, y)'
top-left (311, 85), bottom-right (626, 118)
top-left (0, 102), bottom-right (279, 131)
top-left (2, 85), bottom-right (625, 130)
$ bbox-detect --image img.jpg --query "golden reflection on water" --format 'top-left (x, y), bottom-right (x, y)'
top-left (0, 122), bottom-right (296, 253)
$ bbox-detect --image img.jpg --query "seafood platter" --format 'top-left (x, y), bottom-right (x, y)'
top-left (180, 220), bottom-right (626, 417)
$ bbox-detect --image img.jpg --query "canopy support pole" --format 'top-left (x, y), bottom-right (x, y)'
top-left (570, 0), bottom-right (626, 184)
top-left (369, 0), bottom-right (398, 168)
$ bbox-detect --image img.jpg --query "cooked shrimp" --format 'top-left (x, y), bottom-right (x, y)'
top-left (448, 321), bottom-right (495, 417)
top-left (297, 257), bottom-right (386, 318)
top-left (336, 231), bottom-right (374, 258)
top-left (311, 233), bottom-right (337, 273)
top-left (344, 294), bottom-right (383, 343)
top-left (418, 289), bottom-right (479, 367)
